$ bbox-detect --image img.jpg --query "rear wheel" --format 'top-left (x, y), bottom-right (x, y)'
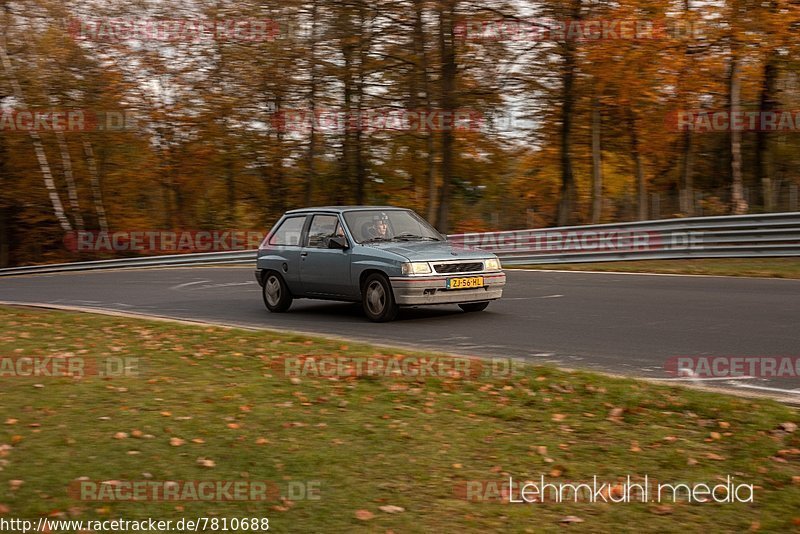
top-left (459, 301), bottom-right (490, 313)
top-left (262, 272), bottom-right (293, 313)
top-left (362, 273), bottom-right (399, 322)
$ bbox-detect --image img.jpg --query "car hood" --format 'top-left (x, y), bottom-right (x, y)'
top-left (362, 240), bottom-right (492, 262)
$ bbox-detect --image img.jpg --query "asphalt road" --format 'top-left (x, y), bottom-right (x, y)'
top-left (1, 267), bottom-right (799, 398)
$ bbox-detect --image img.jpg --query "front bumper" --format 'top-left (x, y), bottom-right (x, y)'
top-left (389, 272), bottom-right (506, 306)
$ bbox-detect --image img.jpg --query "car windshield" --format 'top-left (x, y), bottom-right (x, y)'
top-left (344, 210), bottom-right (443, 244)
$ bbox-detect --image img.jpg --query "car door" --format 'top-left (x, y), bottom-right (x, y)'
top-left (264, 215), bottom-right (308, 294)
top-left (299, 214), bottom-right (354, 297)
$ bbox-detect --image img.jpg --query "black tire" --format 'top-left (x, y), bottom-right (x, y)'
top-left (262, 272), bottom-right (293, 313)
top-left (362, 273), bottom-right (399, 322)
top-left (459, 301), bottom-right (490, 313)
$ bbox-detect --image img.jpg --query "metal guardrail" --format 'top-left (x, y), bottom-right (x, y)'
top-left (448, 212), bottom-right (800, 265)
top-left (0, 212), bottom-right (798, 276)
top-left (0, 251), bottom-right (257, 276)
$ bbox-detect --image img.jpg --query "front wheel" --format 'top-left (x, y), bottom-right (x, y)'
top-left (262, 272), bottom-right (293, 313)
top-left (459, 301), bottom-right (490, 313)
top-left (362, 273), bottom-right (399, 322)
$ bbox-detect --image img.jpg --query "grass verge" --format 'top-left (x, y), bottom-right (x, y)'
top-left (508, 258), bottom-right (800, 279)
top-left (0, 305), bottom-right (798, 533)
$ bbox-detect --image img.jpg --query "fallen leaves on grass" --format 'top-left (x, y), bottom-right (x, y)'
top-left (650, 505), bottom-right (673, 515)
top-left (169, 438), bottom-right (186, 447)
top-left (196, 458), bottom-right (216, 468)
top-left (379, 505), bottom-right (405, 514)
top-left (778, 422), bottom-right (797, 433)
top-left (354, 510), bottom-right (374, 521)
top-left (113, 432), bottom-right (128, 440)
top-left (607, 407), bottom-right (624, 422)
top-left (559, 516), bottom-right (583, 524)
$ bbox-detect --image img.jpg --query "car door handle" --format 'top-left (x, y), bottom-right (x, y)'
top-left (300, 252), bottom-right (308, 257)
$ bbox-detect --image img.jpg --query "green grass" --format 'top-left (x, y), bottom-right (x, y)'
top-left (0, 306), bottom-right (798, 533)
top-left (510, 258), bottom-right (800, 279)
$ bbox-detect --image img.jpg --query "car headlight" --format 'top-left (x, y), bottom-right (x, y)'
top-left (402, 262), bottom-right (432, 275)
top-left (484, 258), bottom-right (502, 271)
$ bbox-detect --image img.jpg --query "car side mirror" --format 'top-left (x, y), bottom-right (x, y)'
top-left (328, 236), bottom-right (349, 250)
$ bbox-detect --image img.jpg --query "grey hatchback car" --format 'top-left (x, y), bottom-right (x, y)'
top-left (255, 206), bottom-right (506, 322)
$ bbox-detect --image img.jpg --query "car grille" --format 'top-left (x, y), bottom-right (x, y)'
top-left (433, 262), bottom-right (483, 274)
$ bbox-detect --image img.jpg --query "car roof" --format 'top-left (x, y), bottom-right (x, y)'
top-left (284, 206), bottom-right (410, 215)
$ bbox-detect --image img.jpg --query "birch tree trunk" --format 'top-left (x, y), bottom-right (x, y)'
top-left (55, 131), bottom-right (84, 230)
top-left (729, 48), bottom-right (747, 214)
top-left (436, 0), bottom-right (456, 233)
top-left (0, 37), bottom-right (73, 233)
top-left (591, 96), bottom-right (603, 224)
top-left (83, 140), bottom-right (109, 232)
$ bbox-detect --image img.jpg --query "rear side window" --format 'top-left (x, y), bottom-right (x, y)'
top-left (306, 214), bottom-right (341, 248)
top-left (269, 216), bottom-right (306, 246)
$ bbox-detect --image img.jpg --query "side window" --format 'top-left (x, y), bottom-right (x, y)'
top-left (306, 215), bottom-right (340, 248)
top-left (269, 216), bottom-right (305, 246)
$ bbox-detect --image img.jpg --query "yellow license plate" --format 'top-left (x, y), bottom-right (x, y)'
top-left (447, 276), bottom-right (484, 289)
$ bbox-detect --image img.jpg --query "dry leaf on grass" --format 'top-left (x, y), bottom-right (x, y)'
top-left (379, 505), bottom-right (405, 514)
top-left (196, 458), bottom-right (216, 468)
top-left (354, 510), bottom-right (374, 521)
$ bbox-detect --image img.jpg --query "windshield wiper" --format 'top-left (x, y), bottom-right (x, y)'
top-left (362, 236), bottom-right (391, 243)
top-left (392, 233), bottom-right (440, 241)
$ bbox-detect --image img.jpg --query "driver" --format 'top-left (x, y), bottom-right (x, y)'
top-left (368, 212), bottom-right (392, 239)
